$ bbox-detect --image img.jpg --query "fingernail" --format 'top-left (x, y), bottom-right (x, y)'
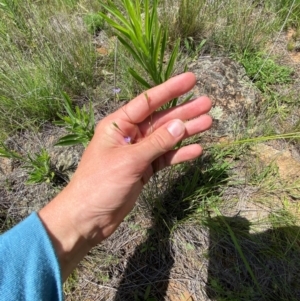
top-left (167, 120), bottom-right (185, 137)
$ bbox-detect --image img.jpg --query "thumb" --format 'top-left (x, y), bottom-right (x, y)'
top-left (138, 119), bottom-right (186, 163)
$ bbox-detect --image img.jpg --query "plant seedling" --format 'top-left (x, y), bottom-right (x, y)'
top-left (0, 143), bottom-right (56, 184)
top-left (55, 92), bottom-right (95, 148)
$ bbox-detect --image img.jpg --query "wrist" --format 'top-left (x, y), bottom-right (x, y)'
top-left (38, 188), bottom-right (106, 281)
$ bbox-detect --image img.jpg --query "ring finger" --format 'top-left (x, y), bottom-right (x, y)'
top-left (139, 96), bottom-right (212, 136)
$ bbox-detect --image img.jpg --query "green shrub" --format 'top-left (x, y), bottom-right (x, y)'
top-left (83, 13), bottom-right (105, 34)
top-left (100, 0), bottom-right (180, 107)
top-left (55, 92), bottom-right (95, 148)
top-left (0, 143), bottom-right (56, 184)
top-left (239, 53), bottom-right (293, 92)
top-left (160, 0), bottom-right (216, 48)
top-left (164, 0), bottom-right (207, 41)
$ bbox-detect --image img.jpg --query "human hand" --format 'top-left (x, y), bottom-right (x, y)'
top-left (39, 72), bottom-right (212, 280)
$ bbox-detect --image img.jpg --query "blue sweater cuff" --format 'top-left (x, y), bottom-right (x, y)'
top-left (0, 212), bottom-right (63, 301)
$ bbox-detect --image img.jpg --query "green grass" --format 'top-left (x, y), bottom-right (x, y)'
top-left (238, 52), bottom-right (293, 92)
top-left (83, 13), bottom-right (105, 34)
top-left (162, 0), bottom-right (278, 55)
top-left (0, 0), bottom-right (98, 135)
top-left (0, 0), bottom-right (296, 134)
top-left (274, 0), bottom-right (300, 28)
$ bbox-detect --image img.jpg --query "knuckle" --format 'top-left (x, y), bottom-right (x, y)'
top-left (149, 133), bottom-right (169, 152)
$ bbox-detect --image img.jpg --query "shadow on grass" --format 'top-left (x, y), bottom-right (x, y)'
top-left (205, 215), bottom-right (300, 301)
top-left (114, 153), bottom-right (230, 300)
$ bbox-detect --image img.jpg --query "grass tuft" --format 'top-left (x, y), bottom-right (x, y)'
top-left (0, 0), bottom-right (96, 134)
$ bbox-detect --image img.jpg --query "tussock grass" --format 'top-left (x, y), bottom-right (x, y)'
top-left (162, 0), bottom-right (278, 55)
top-left (0, 0), bottom-right (97, 134)
top-left (161, 0), bottom-right (210, 42)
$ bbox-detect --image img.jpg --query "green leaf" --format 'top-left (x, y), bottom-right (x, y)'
top-left (124, 0), bottom-right (148, 54)
top-left (56, 134), bottom-right (81, 142)
top-left (55, 134), bottom-right (87, 144)
top-left (144, 285), bottom-right (151, 299)
top-left (170, 97), bottom-right (178, 108)
top-left (144, 0), bottom-right (150, 41)
top-left (165, 38), bottom-right (180, 80)
top-left (99, 12), bottom-right (131, 38)
top-left (153, 26), bottom-right (162, 70)
top-left (100, 0), bottom-right (175, 94)
top-left (23, 149), bottom-right (55, 185)
top-left (128, 68), bottom-right (152, 89)
top-left (181, 93), bottom-right (194, 104)
top-left (55, 138), bottom-right (88, 147)
top-left (0, 147), bottom-right (13, 158)
top-left (214, 208), bottom-right (262, 294)
top-left (0, 142), bottom-right (23, 160)
top-left (184, 64), bottom-right (188, 73)
top-left (100, 2), bottom-right (131, 29)
top-left (56, 92), bottom-right (95, 147)
top-left (159, 29), bottom-right (168, 77)
top-left (89, 103), bottom-right (95, 134)
top-left (117, 36), bottom-right (146, 69)
top-left (150, 0), bottom-right (158, 29)
top-left (61, 92), bottom-right (77, 120)
top-left (196, 39), bottom-right (207, 52)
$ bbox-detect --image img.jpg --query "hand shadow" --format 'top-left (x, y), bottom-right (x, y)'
top-left (206, 215), bottom-right (300, 301)
top-left (114, 154), bottom-right (229, 300)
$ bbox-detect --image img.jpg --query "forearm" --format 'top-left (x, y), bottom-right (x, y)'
top-left (38, 179), bottom-right (130, 281)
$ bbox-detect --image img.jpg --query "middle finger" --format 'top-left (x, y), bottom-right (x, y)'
top-left (139, 96), bottom-right (212, 136)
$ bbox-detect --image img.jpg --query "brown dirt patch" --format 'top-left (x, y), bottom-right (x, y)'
top-left (167, 281), bottom-right (194, 301)
top-left (253, 143), bottom-right (300, 182)
top-left (286, 28), bottom-right (300, 63)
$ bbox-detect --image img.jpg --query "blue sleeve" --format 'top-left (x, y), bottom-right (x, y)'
top-left (0, 212), bottom-right (63, 301)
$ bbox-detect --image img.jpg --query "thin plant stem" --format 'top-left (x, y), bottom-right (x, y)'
top-left (145, 93), bottom-right (153, 134)
top-left (114, 38), bottom-right (118, 104)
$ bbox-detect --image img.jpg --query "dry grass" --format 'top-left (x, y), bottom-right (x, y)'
top-left (2, 0), bottom-right (300, 300)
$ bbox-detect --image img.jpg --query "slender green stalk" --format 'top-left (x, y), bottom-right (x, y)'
top-left (217, 132), bottom-right (300, 148)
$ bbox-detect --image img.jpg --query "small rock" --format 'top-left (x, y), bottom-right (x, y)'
top-left (188, 57), bottom-right (261, 138)
top-left (253, 144), bottom-right (300, 182)
top-left (0, 158), bottom-right (12, 176)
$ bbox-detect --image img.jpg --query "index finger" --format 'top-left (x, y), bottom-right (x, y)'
top-left (112, 72), bottom-right (197, 123)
